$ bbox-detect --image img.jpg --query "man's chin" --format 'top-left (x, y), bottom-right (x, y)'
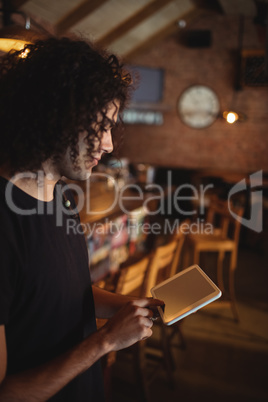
top-left (64, 170), bottom-right (92, 182)
top-left (79, 171), bottom-right (92, 181)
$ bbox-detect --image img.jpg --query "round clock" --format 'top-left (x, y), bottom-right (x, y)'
top-left (177, 85), bottom-right (220, 129)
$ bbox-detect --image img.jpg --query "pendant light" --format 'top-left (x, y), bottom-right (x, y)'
top-left (0, 2), bottom-right (47, 53)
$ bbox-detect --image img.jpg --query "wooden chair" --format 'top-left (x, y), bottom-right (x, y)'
top-left (96, 254), bottom-right (153, 402)
top-left (143, 230), bottom-right (187, 383)
top-left (185, 197), bottom-right (244, 321)
top-left (112, 226), bottom-right (187, 401)
top-left (113, 253), bottom-right (154, 402)
top-left (146, 236), bottom-right (185, 294)
top-left (115, 253), bottom-right (152, 297)
top-left (97, 216), bottom-right (190, 398)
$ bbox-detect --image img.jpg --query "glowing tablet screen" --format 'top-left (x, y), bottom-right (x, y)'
top-left (151, 265), bottom-right (221, 325)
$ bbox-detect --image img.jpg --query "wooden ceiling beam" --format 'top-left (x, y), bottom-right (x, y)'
top-left (55, 0), bottom-right (109, 36)
top-left (96, 0), bottom-right (175, 48)
top-left (12, 0), bottom-right (29, 9)
top-left (124, 8), bottom-right (200, 61)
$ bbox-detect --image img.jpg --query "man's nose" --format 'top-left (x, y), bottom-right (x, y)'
top-left (101, 130), bottom-right (113, 154)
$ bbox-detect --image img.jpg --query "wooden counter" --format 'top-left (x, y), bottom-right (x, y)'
top-left (68, 178), bottom-right (160, 225)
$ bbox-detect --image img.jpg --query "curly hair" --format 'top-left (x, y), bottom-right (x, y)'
top-left (0, 37), bottom-right (132, 174)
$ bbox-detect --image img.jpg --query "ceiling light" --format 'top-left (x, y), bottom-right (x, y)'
top-left (0, 5), bottom-right (47, 54)
top-left (0, 25), bottom-right (43, 53)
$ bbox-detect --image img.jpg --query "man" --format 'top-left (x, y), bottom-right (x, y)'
top-left (0, 37), bottom-right (163, 401)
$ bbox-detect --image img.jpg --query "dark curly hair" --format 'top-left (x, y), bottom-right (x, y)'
top-left (0, 37), bottom-right (132, 174)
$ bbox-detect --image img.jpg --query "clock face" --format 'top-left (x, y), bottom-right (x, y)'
top-left (177, 85), bottom-right (220, 129)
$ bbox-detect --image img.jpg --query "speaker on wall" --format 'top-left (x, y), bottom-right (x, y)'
top-left (179, 30), bottom-right (212, 48)
top-left (240, 49), bottom-right (268, 86)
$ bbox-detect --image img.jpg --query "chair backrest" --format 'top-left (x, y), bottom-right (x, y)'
top-left (206, 197), bottom-right (244, 245)
top-left (228, 204), bottom-right (244, 248)
top-left (169, 221), bottom-right (188, 276)
top-left (115, 221), bottom-right (187, 298)
top-left (115, 254), bottom-right (152, 297)
top-left (145, 230), bottom-right (186, 296)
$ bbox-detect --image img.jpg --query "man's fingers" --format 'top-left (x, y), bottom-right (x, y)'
top-left (131, 298), bottom-right (164, 308)
top-left (142, 316), bottom-right (154, 328)
top-left (129, 298), bottom-right (165, 322)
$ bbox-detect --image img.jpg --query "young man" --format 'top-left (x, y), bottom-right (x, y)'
top-left (0, 37), bottom-right (163, 401)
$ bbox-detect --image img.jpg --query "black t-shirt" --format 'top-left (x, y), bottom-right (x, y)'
top-left (0, 177), bottom-right (105, 401)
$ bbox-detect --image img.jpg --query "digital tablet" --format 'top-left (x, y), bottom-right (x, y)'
top-left (150, 265), bottom-right (222, 326)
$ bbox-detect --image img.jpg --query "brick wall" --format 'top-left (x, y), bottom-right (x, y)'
top-left (118, 13), bottom-right (268, 174)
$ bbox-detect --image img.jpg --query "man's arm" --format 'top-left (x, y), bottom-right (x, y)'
top-left (0, 298), bottom-right (163, 402)
top-left (92, 285), bottom-right (135, 318)
top-left (0, 323), bottom-right (109, 401)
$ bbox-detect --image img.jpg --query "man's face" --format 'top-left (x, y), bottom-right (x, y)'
top-left (56, 101), bottom-right (119, 181)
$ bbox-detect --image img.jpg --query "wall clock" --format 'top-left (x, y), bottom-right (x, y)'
top-left (177, 85), bottom-right (220, 129)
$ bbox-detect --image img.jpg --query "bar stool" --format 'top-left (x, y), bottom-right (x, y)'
top-left (185, 197), bottom-right (244, 321)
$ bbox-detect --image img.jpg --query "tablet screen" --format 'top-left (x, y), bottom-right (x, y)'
top-left (151, 265), bottom-right (221, 325)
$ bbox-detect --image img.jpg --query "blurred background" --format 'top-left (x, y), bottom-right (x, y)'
top-left (1, 1), bottom-right (267, 401)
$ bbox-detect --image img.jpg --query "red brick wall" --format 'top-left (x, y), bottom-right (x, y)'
top-left (118, 13), bottom-right (268, 174)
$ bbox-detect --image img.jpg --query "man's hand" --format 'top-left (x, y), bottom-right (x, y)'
top-left (0, 299), bottom-right (164, 401)
top-left (99, 298), bottom-right (164, 352)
